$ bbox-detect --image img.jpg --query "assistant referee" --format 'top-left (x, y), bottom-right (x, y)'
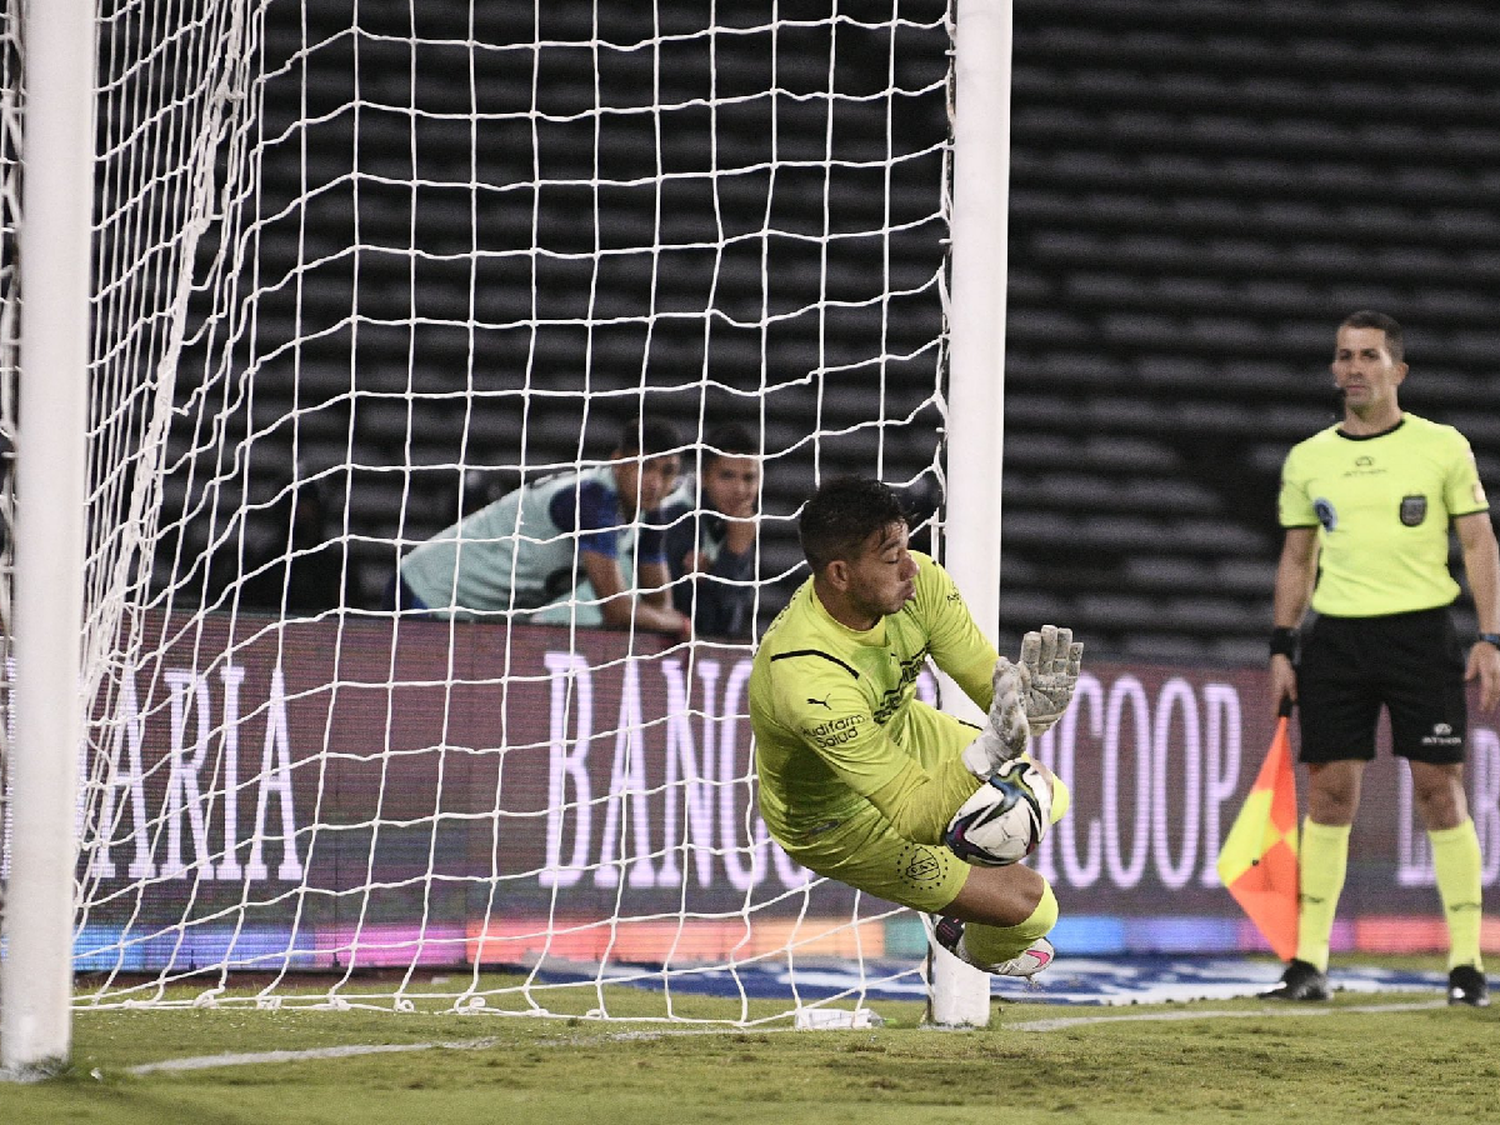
top-left (1263, 310), bottom-right (1500, 1007)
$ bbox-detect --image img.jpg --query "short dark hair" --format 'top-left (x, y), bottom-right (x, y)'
top-left (1340, 309), bottom-right (1404, 364)
top-left (798, 477), bottom-right (908, 573)
top-left (616, 414), bottom-right (682, 457)
top-left (703, 422), bottom-right (758, 464)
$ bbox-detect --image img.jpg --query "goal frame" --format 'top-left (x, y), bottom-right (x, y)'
top-left (931, 0), bottom-right (1013, 1028)
top-left (0, 0), bottom-right (1015, 1069)
top-left (0, 0), bottom-right (93, 1076)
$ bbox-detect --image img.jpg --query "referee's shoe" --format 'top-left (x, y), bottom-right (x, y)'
top-left (1259, 959), bottom-right (1330, 1001)
top-left (1448, 965), bottom-right (1491, 1008)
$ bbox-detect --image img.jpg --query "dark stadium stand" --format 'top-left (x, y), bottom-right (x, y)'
top-left (997, 0), bottom-right (1500, 661)
top-left (162, 0), bottom-right (1500, 666)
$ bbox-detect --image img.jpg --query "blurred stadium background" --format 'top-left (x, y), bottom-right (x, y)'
top-left (143, 0), bottom-right (1500, 666)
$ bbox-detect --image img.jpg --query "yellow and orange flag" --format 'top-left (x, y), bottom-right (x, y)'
top-left (1215, 706), bottom-right (1299, 960)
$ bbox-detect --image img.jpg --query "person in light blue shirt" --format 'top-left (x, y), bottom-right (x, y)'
top-left (393, 415), bottom-right (691, 638)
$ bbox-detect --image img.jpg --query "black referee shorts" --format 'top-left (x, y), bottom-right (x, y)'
top-left (1295, 607), bottom-right (1468, 765)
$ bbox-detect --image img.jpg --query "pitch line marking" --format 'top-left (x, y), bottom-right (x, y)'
top-left (1008, 999), bottom-right (1445, 1033)
top-left (127, 1037), bottom-right (500, 1075)
top-left (121, 1000), bottom-right (1448, 1075)
top-left (123, 1026), bottom-right (790, 1076)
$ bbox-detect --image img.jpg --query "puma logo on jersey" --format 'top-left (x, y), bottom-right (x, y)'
top-left (806, 695), bottom-right (831, 709)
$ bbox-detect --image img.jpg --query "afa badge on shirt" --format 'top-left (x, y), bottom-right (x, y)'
top-left (1400, 494), bottom-right (1427, 527)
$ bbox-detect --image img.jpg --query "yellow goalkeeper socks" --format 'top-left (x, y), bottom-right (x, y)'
top-left (1430, 819), bottom-right (1485, 972)
top-left (963, 882), bottom-right (1058, 968)
top-left (1295, 818), bottom-right (1350, 973)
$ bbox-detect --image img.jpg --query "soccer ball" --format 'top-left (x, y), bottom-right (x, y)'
top-left (943, 758), bottom-right (1052, 867)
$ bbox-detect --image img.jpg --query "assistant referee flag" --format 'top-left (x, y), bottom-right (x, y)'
top-left (1216, 707), bottom-right (1299, 960)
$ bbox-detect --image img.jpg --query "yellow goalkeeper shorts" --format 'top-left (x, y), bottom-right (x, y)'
top-left (775, 801), bottom-right (971, 914)
top-left (772, 701), bottom-right (977, 914)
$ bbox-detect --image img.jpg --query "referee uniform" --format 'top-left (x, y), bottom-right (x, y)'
top-left (1281, 414), bottom-right (1485, 764)
top-left (1268, 389), bottom-right (1497, 1006)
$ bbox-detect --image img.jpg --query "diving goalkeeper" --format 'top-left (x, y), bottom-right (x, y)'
top-left (748, 477), bottom-right (1082, 978)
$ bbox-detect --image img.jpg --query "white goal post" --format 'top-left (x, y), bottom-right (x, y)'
top-left (1, 0), bottom-right (93, 1075)
top-left (0, 0), bottom-right (1012, 1069)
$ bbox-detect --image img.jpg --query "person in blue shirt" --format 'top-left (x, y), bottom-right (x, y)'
top-left (393, 415), bottom-right (691, 638)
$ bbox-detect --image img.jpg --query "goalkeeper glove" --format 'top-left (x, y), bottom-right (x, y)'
top-left (961, 657), bottom-right (1030, 778)
top-left (1016, 624), bottom-right (1083, 736)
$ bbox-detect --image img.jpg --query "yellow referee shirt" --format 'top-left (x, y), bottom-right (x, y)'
top-left (1278, 413), bottom-right (1489, 617)
top-left (749, 552), bottom-right (996, 846)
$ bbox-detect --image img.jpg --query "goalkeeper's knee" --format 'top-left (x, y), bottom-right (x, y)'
top-left (1013, 879), bottom-right (1059, 943)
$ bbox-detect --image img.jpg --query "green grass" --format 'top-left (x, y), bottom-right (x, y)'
top-left (2, 964), bottom-right (1494, 1125)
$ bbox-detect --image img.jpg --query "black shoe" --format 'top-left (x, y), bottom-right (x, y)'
top-left (1259, 959), bottom-right (1330, 1001)
top-left (1448, 965), bottom-right (1491, 1008)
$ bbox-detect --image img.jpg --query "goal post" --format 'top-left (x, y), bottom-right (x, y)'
top-left (0, 0), bottom-right (1015, 1053)
top-left (0, 0), bottom-right (93, 1076)
top-left (931, 0), bottom-right (1013, 1029)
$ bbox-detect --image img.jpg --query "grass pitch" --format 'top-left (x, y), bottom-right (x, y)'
top-left (1, 963), bottom-right (1493, 1124)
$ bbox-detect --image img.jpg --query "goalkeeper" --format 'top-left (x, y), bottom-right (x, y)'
top-left (749, 477), bottom-right (1082, 978)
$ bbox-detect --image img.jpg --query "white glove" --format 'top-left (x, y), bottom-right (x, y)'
top-left (1017, 624), bottom-right (1083, 736)
top-left (961, 657), bottom-right (1030, 778)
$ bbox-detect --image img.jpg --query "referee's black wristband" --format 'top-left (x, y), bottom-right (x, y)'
top-left (1269, 627), bottom-right (1298, 660)
top-left (1479, 633), bottom-right (1500, 649)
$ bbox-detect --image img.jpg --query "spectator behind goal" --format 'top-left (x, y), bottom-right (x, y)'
top-left (659, 422), bottom-right (761, 640)
top-left (391, 414), bottom-right (691, 638)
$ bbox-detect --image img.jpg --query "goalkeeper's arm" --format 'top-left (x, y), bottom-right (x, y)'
top-left (862, 754), bottom-right (984, 845)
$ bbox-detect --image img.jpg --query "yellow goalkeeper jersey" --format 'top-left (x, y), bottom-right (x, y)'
top-left (749, 551), bottom-right (996, 845)
top-left (1278, 413), bottom-right (1489, 617)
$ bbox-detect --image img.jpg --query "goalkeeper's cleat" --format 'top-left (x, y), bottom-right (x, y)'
top-left (1258, 958), bottom-right (1330, 1001)
top-left (932, 917), bottom-right (1055, 980)
top-left (1448, 965), bottom-right (1491, 1008)
top-left (991, 937), bottom-right (1056, 980)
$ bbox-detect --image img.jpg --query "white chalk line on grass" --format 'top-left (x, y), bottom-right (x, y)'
top-left (1007, 1000), bottom-right (1446, 1033)
top-left (124, 1027), bottom-right (787, 1076)
top-left (121, 1000), bottom-right (1449, 1077)
top-left (128, 1038), bottom-right (500, 1075)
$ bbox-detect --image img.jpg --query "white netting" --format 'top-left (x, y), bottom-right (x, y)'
top-left (15, 0), bottom-right (960, 1021)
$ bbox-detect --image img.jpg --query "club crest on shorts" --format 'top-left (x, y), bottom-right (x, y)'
top-left (897, 842), bottom-right (945, 888)
top-left (1399, 494), bottom-right (1427, 526)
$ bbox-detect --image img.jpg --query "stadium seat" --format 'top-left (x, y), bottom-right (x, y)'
top-left (171, 0), bottom-right (1500, 664)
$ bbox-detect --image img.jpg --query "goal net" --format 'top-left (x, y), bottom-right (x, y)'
top-left (5, 0), bottom-right (975, 1026)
